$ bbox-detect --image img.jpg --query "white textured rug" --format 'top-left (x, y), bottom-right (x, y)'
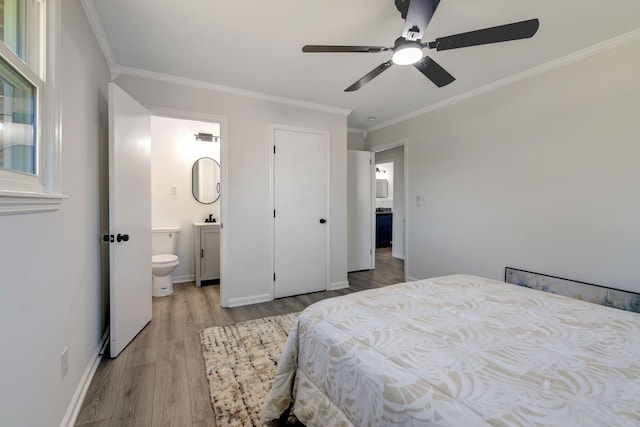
top-left (200, 313), bottom-right (299, 426)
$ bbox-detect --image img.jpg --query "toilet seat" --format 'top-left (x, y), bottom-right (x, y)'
top-left (152, 254), bottom-right (178, 266)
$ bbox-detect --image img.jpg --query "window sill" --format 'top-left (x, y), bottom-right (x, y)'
top-left (0, 190), bottom-right (68, 215)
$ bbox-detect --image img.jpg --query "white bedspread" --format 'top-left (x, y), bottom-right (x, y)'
top-left (260, 275), bottom-right (640, 426)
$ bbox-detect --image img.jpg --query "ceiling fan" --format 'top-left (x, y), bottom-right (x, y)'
top-left (302, 0), bottom-right (539, 92)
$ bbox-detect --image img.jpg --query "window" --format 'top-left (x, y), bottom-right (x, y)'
top-left (0, 0), bottom-right (64, 214)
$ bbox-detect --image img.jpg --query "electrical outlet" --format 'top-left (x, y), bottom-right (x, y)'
top-left (61, 347), bottom-right (69, 378)
top-left (170, 185), bottom-right (178, 195)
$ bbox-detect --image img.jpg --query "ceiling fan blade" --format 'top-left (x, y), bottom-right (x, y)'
top-left (414, 56), bottom-right (455, 87)
top-left (401, 0), bottom-right (438, 41)
top-left (345, 61), bottom-right (393, 92)
top-left (428, 18), bottom-right (539, 51)
top-left (302, 45), bottom-right (389, 53)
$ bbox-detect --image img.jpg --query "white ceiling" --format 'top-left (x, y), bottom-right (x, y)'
top-left (89, 0), bottom-right (640, 130)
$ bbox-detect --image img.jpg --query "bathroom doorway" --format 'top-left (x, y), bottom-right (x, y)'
top-left (372, 141), bottom-right (407, 281)
top-left (150, 116), bottom-right (220, 284)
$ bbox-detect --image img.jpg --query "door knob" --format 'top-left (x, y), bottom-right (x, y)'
top-left (319, 218), bottom-right (327, 224)
top-left (116, 233), bottom-right (130, 242)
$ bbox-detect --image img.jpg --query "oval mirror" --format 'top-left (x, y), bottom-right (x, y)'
top-left (192, 157), bottom-right (221, 204)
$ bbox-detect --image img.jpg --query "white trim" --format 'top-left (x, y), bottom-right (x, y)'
top-left (368, 28), bottom-right (640, 132)
top-left (172, 274), bottom-right (194, 284)
top-left (406, 276), bottom-right (420, 282)
top-left (0, 190), bottom-right (67, 215)
top-left (0, 0), bottom-right (65, 213)
top-left (347, 127), bottom-right (364, 134)
top-left (79, 0), bottom-right (117, 70)
top-left (227, 293), bottom-right (271, 308)
top-left (329, 281), bottom-right (349, 291)
top-left (146, 106), bottom-right (230, 307)
top-left (118, 65), bottom-right (352, 116)
top-left (44, 0), bottom-right (63, 194)
top-left (370, 139), bottom-right (409, 282)
top-left (59, 329), bottom-right (109, 427)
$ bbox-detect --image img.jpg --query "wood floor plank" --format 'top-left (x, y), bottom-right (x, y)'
top-left (125, 321), bottom-right (160, 368)
top-left (192, 418), bottom-right (217, 427)
top-left (76, 419), bottom-right (112, 427)
top-left (151, 337), bottom-right (192, 427)
top-left (75, 347), bottom-right (130, 425)
top-left (184, 329), bottom-right (215, 423)
top-left (110, 364), bottom-right (156, 427)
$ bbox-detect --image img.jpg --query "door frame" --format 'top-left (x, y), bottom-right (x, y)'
top-left (147, 106), bottom-right (230, 306)
top-left (269, 123), bottom-right (331, 300)
top-left (370, 138), bottom-right (409, 281)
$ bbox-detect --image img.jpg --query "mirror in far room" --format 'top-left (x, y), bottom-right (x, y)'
top-left (192, 157), bottom-right (221, 204)
top-left (376, 179), bottom-right (388, 198)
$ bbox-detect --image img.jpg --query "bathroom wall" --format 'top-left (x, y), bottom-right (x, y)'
top-left (151, 116), bottom-right (221, 282)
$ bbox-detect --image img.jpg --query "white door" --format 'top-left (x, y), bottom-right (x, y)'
top-left (108, 83), bottom-right (152, 358)
top-left (273, 128), bottom-right (328, 298)
top-left (347, 150), bottom-right (374, 271)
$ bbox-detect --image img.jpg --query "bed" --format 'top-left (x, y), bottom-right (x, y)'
top-left (260, 274), bottom-right (640, 426)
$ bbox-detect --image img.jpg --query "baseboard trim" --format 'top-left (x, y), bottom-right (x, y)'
top-left (328, 281), bottom-right (349, 291)
top-left (172, 274), bottom-right (194, 284)
top-left (406, 276), bottom-right (420, 282)
top-left (227, 293), bottom-right (272, 308)
top-left (60, 328), bottom-right (109, 427)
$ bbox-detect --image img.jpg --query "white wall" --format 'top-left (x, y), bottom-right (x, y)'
top-left (115, 73), bottom-right (349, 306)
top-left (0, 1), bottom-right (110, 425)
top-left (151, 116), bottom-right (221, 281)
top-left (375, 146), bottom-right (405, 259)
top-left (366, 39), bottom-right (640, 292)
top-left (347, 130), bottom-right (366, 150)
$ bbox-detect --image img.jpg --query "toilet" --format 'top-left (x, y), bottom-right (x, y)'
top-left (151, 227), bottom-right (181, 297)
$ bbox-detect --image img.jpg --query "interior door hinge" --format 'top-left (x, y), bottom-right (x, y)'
top-left (274, 273), bottom-right (276, 281)
top-left (273, 146), bottom-right (276, 154)
top-left (273, 209), bottom-right (276, 218)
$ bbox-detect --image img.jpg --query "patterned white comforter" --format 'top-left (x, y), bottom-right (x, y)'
top-left (260, 275), bottom-right (640, 426)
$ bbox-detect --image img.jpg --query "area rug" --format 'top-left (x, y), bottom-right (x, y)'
top-left (200, 312), bottom-right (300, 426)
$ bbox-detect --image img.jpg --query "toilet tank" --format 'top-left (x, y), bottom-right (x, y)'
top-left (152, 227), bottom-right (181, 255)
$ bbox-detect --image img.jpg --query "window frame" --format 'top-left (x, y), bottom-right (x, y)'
top-left (0, 0), bottom-right (65, 215)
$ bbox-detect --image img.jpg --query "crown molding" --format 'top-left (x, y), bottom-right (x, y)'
top-left (80, 0), bottom-right (116, 70)
top-left (367, 28), bottom-right (640, 133)
top-left (348, 127), bottom-right (364, 134)
top-left (117, 66), bottom-right (352, 116)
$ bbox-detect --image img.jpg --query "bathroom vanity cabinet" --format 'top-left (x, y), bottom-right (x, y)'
top-left (194, 223), bottom-right (220, 287)
top-left (376, 212), bottom-right (393, 248)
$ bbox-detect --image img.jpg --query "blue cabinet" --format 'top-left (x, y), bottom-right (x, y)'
top-left (376, 213), bottom-right (392, 248)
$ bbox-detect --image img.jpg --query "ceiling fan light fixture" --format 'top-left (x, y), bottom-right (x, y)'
top-left (391, 41), bottom-right (423, 65)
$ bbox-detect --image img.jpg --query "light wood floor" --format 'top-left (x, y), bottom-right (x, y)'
top-left (75, 248), bottom-right (404, 426)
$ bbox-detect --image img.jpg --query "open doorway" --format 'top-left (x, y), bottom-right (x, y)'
top-left (372, 142), bottom-right (406, 282)
top-left (346, 140), bottom-right (407, 286)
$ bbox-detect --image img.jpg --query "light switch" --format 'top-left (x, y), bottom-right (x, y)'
top-left (170, 185), bottom-right (178, 195)
top-left (416, 194), bottom-right (425, 207)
